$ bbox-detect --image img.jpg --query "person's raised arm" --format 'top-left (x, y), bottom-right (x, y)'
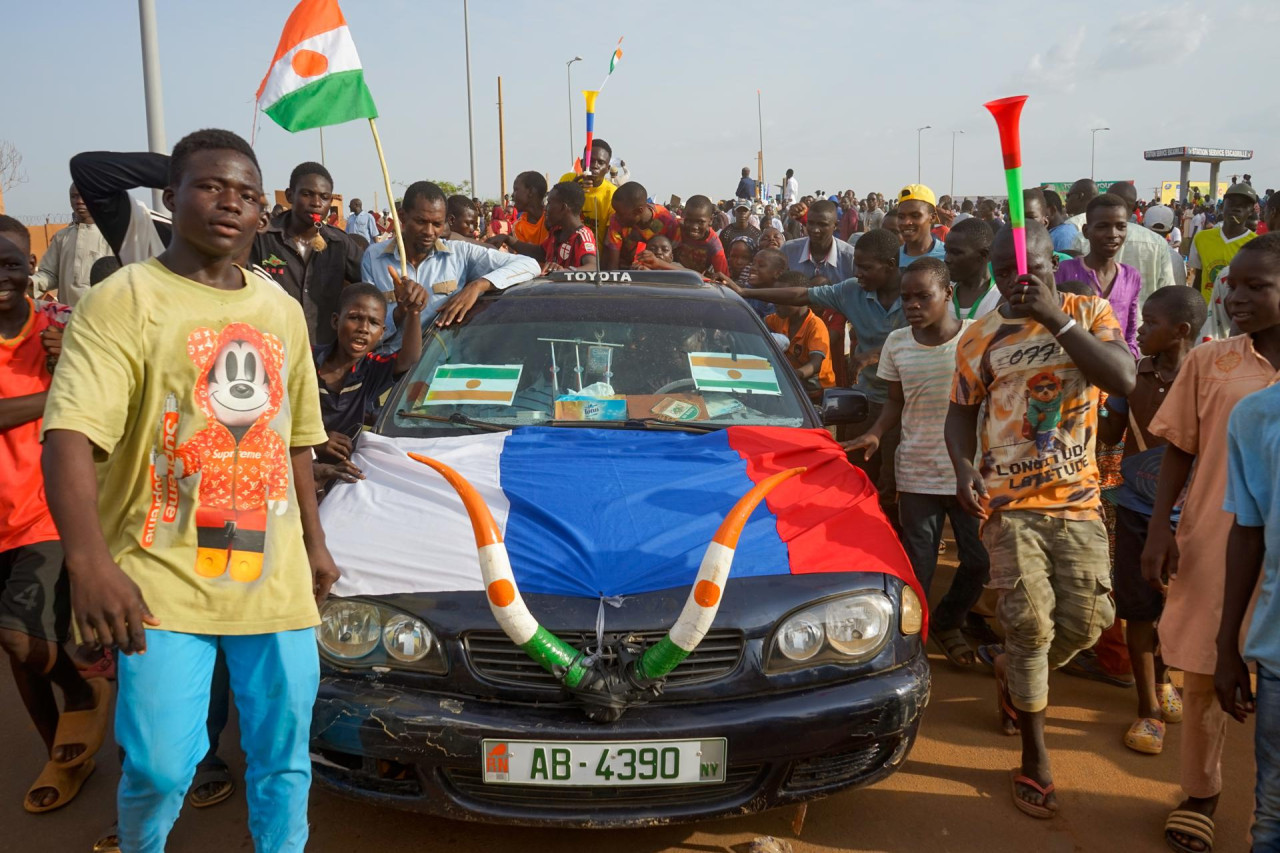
top-left (945, 402), bottom-right (987, 519)
top-left (43, 429), bottom-right (159, 653)
top-left (434, 243), bottom-right (538, 327)
top-left (1018, 273), bottom-right (1136, 396)
top-left (69, 151), bottom-right (170, 256)
top-left (716, 279), bottom-right (812, 306)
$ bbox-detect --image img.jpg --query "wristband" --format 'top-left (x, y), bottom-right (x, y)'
top-left (1052, 318), bottom-right (1077, 338)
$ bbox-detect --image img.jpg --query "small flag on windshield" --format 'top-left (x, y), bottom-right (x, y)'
top-left (688, 354), bottom-right (781, 396)
top-left (424, 364), bottom-right (524, 406)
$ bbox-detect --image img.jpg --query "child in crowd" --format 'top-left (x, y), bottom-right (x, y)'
top-left (764, 270), bottom-right (835, 395)
top-left (446, 194), bottom-right (481, 243)
top-left (743, 247), bottom-right (787, 318)
top-left (674, 195), bottom-right (729, 275)
top-left (944, 217), bottom-right (1003, 320)
top-left (847, 257), bottom-right (989, 668)
top-left (487, 171), bottom-right (549, 255)
top-left (602, 181), bottom-right (678, 270)
top-left (946, 222), bottom-right (1134, 819)
top-left (1056, 194), bottom-right (1141, 356)
top-left (1143, 233), bottom-right (1280, 853)
top-left (632, 234), bottom-right (674, 269)
top-left (1097, 287), bottom-right (1206, 756)
top-left (541, 181), bottom-right (598, 272)
top-left (313, 282), bottom-right (425, 487)
top-left (726, 235), bottom-right (757, 289)
top-left (41, 129), bottom-right (338, 852)
top-left (759, 226), bottom-right (785, 250)
top-left (0, 215), bottom-right (106, 815)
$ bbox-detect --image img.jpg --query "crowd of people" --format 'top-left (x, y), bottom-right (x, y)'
top-left (2, 126), bottom-right (1279, 853)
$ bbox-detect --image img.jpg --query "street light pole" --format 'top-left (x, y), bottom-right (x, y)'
top-left (566, 57), bottom-right (582, 165)
top-left (950, 130), bottom-right (964, 197)
top-left (137, 0), bottom-right (167, 210)
top-left (1091, 127), bottom-right (1110, 180)
top-left (916, 125), bottom-right (932, 184)
top-left (463, 0), bottom-right (477, 198)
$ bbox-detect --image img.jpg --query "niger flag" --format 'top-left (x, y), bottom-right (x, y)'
top-left (256, 0), bottom-right (377, 132)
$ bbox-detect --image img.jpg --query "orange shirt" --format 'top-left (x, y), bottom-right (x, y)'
top-left (513, 211), bottom-right (549, 246)
top-left (0, 298), bottom-right (60, 551)
top-left (766, 310), bottom-right (835, 387)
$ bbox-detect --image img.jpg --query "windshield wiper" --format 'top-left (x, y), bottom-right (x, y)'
top-left (396, 410), bottom-right (511, 432)
top-left (547, 418), bottom-right (718, 433)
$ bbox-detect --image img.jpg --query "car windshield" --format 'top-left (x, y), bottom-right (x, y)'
top-left (384, 292), bottom-right (811, 434)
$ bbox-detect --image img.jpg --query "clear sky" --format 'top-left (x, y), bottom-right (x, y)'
top-left (6, 0), bottom-right (1276, 217)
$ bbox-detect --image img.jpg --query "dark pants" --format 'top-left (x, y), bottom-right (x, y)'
top-left (897, 492), bottom-right (990, 632)
top-left (198, 647), bottom-right (231, 771)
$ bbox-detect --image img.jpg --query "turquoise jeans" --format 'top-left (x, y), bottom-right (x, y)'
top-left (115, 629), bottom-right (319, 853)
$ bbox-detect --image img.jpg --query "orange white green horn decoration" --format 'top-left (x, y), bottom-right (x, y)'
top-left (634, 467), bottom-right (805, 680)
top-left (408, 453), bottom-right (591, 688)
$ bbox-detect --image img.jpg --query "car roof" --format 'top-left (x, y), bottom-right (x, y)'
top-left (499, 269), bottom-right (734, 300)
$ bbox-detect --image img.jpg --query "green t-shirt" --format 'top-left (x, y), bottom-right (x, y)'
top-left (42, 258), bottom-right (327, 635)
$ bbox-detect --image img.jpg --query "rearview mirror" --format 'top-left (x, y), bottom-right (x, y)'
top-left (819, 388), bottom-right (868, 426)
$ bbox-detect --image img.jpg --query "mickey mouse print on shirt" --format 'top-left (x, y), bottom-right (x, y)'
top-left (145, 322), bottom-right (291, 583)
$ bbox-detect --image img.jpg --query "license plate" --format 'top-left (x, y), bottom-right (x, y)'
top-left (481, 738), bottom-right (727, 786)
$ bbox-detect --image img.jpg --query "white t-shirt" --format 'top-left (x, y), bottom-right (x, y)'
top-left (784, 177), bottom-right (799, 205)
top-left (949, 280), bottom-right (1003, 320)
top-left (878, 321), bottom-right (973, 495)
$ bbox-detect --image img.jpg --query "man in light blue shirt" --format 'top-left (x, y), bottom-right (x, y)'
top-left (363, 181), bottom-right (538, 352)
top-left (1220, 379), bottom-right (1280, 851)
top-left (345, 198), bottom-right (380, 244)
top-left (780, 200), bottom-right (857, 283)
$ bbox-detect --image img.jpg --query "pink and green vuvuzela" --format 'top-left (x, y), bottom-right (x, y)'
top-left (984, 95), bottom-right (1029, 276)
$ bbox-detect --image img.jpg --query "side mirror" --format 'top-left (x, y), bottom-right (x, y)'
top-left (819, 388), bottom-right (868, 426)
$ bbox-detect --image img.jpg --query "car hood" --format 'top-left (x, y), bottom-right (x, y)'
top-left (321, 427), bottom-right (917, 607)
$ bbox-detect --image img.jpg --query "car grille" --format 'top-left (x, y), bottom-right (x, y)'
top-left (782, 743), bottom-right (887, 794)
top-left (463, 629), bottom-right (744, 690)
top-left (442, 763), bottom-right (762, 808)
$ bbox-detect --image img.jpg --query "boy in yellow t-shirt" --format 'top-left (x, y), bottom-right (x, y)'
top-left (946, 222), bottom-right (1135, 820)
top-left (41, 129), bottom-right (335, 852)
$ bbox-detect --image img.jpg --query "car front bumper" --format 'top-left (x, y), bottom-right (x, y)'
top-left (310, 649), bottom-right (930, 827)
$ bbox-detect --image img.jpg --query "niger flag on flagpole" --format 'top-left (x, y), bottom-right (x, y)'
top-left (256, 0), bottom-right (378, 132)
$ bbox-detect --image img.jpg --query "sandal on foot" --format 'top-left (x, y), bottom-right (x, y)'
top-left (1159, 682), bottom-right (1184, 724)
top-left (976, 643), bottom-right (1004, 668)
top-left (931, 628), bottom-right (976, 667)
top-left (994, 662), bottom-right (1020, 735)
top-left (51, 677), bottom-right (112, 768)
top-left (187, 766), bottom-right (236, 808)
top-left (92, 823), bottom-right (120, 853)
top-left (1010, 770), bottom-right (1056, 819)
top-left (1124, 717), bottom-right (1166, 755)
top-left (24, 759), bottom-right (96, 814)
top-left (1165, 809), bottom-right (1214, 852)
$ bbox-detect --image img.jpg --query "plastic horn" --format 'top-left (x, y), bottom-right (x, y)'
top-left (984, 95), bottom-right (1030, 275)
top-left (409, 453), bottom-right (590, 688)
top-left (635, 467), bottom-right (806, 681)
top-left (582, 89), bottom-right (599, 174)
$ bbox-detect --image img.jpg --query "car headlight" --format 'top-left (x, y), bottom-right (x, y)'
top-left (383, 613), bottom-right (434, 662)
top-left (767, 592), bottom-right (894, 671)
top-left (900, 585), bottom-right (923, 635)
top-left (319, 600), bottom-right (381, 659)
top-left (319, 599), bottom-right (446, 673)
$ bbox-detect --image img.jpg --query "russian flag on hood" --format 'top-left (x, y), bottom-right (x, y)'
top-left (322, 426), bottom-right (920, 619)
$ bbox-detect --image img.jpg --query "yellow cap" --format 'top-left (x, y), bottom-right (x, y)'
top-left (898, 184), bottom-right (937, 208)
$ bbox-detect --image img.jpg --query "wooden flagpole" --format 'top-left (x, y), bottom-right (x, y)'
top-left (368, 117), bottom-right (408, 279)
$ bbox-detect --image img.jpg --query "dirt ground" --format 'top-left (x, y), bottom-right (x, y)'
top-left (0, 560), bottom-right (1258, 853)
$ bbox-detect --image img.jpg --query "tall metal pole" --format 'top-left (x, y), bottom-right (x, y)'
top-left (757, 89), bottom-right (765, 201)
top-left (566, 57), bottom-right (582, 165)
top-left (1091, 127), bottom-right (1110, 180)
top-left (463, 0), bottom-right (477, 198)
top-left (950, 130), bottom-right (964, 197)
top-left (916, 126), bottom-right (931, 184)
top-left (137, 0), bottom-right (167, 210)
top-left (497, 77), bottom-right (507, 198)
top-left (319, 127), bottom-right (326, 166)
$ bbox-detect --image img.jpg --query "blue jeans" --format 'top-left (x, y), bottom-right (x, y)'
top-left (1255, 665), bottom-right (1280, 851)
top-left (116, 629), bottom-right (319, 853)
top-left (896, 492), bottom-right (990, 632)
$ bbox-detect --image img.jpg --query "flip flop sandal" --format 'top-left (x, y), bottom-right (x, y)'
top-left (24, 758), bottom-right (96, 814)
top-left (187, 766), bottom-right (236, 808)
top-left (93, 823), bottom-right (120, 853)
top-left (976, 643), bottom-right (1005, 668)
top-left (931, 628), bottom-right (976, 667)
top-left (994, 662), bottom-right (1020, 735)
top-left (78, 649), bottom-right (116, 681)
top-left (1165, 809), bottom-right (1215, 852)
top-left (1009, 770), bottom-right (1056, 819)
top-left (1123, 717), bottom-right (1166, 755)
top-left (51, 677), bottom-right (113, 769)
top-left (1159, 682), bottom-right (1184, 724)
